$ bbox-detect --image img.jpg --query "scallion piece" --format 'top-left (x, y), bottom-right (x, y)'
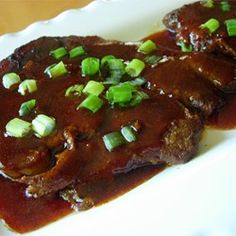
top-left (121, 126), bottom-right (136, 143)
top-left (225, 19), bottom-right (236, 37)
top-left (2, 72), bottom-right (21, 89)
top-left (221, 1), bottom-right (231, 12)
top-left (106, 83), bottom-right (135, 104)
top-left (138, 40), bottom-right (157, 54)
top-left (178, 41), bottom-right (193, 52)
top-left (65, 84), bottom-right (84, 97)
top-left (83, 80), bottom-right (105, 96)
top-left (6, 118), bottom-right (32, 138)
top-left (125, 59), bottom-right (145, 77)
top-left (129, 91), bottom-right (149, 107)
top-left (201, 0), bottom-right (214, 8)
top-left (78, 95), bottom-right (103, 113)
top-left (69, 46), bottom-right (86, 58)
top-left (50, 47), bottom-right (68, 60)
top-left (32, 114), bottom-right (56, 138)
top-left (101, 55), bottom-right (116, 67)
top-left (45, 61), bottom-right (68, 79)
top-left (144, 55), bottom-right (162, 65)
top-left (102, 131), bottom-right (126, 152)
top-left (124, 77), bottom-right (146, 86)
top-left (19, 99), bottom-right (36, 116)
top-left (81, 57), bottom-right (100, 76)
top-left (200, 18), bottom-right (220, 33)
top-left (18, 79), bottom-right (37, 96)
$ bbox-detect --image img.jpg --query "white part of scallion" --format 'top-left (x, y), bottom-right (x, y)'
top-left (5, 118), bottom-right (32, 138)
top-left (32, 114), bottom-right (56, 138)
top-left (18, 79), bottom-right (37, 96)
top-left (2, 72), bottom-right (21, 89)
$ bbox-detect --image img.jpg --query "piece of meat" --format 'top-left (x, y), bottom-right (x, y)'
top-left (144, 57), bottom-right (223, 117)
top-left (163, 1), bottom-right (236, 56)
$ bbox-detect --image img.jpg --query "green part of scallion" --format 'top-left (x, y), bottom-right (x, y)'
top-left (124, 77), bottom-right (146, 86)
top-left (178, 41), bottom-right (193, 52)
top-left (32, 114), bottom-right (56, 138)
top-left (50, 47), bottom-right (68, 60)
top-left (200, 18), bottom-right (220, 33)
top-left (102, 131), bottom-right (126, 152)
top-left (18, 79), bottom-right (37, 96)
top-left (225, 19), bottom-right (236, 37)
top-left (101, 55), bottom-right (116, 67)
top-left (6, 118), bottom-right (32, 138)
top-left (81, 57), bottom-right (100, 76)
top-left (104, 58), bottom-right (126, 84)
top-left (138, 40), bottom-right (157, 54)
top-left (78, 95), bottom-right (104, 113)
top-left (221, 1), bottom-right (231, 12)
top-left (106, 83), bottom-right (135, 104)
top-left (69, 46), bottom-right (86, 58)
top-left (201, 0), bottom-right (214, 8)
top-left (2, 72), bottom-right (21, 89)
top-left (19, 99), bottom-right (36, 116)
top-left (144, 55), bottom-right (162, 65)
top-left (44, 61), bottom-right (68, 79)
top-left (125, 59), bottom-right (145, 77)
top-left (65, 84), bottom-right (84, 97)
top-left (129, 91), bottom-right (149, 107)
top-left (83, 80), bottom-right (105, 96)
top-left (121, 126), bottom-right (136, 143)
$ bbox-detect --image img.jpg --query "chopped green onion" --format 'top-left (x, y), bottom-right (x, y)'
top-left (121, 126), bottom-right (136, 143)
top-left (78, 95), bottom-right (103, 113)
top-left (225, 19), bottom-right (236, 37)
top-left (50, 47), bottom-right (68, 60)
top-left (201, 0), bottom-right (214, 8)
top-left (144, 55), bottom-right (162, 65)
top-left (19, 99), bottom-right (36, 116)
top-left (104, 58), bottom-right (126, 84)
top-left (178, 41), bottom-right (193, 52)
top-left (129, 91), bottom-right (149, 107)
top-left (32, 114), bottom-right (56, 138)
top-left (125, 59), bottom-right (145, 77)
top-left (124, 77), bottom-right (146, 86)
top-left (83, 80), bottom-right (105, 96)
top-left (69, 46), bottom-right (86, 58)
top-left (200, 18), bottom-right (220, 33)
top-left (81, 57), bottom-right (100, 76)
top-left (6, 118), bottom-right (32, 138)
top-left (101, 55), bottom-right (116, 67)
top-left (45, 61), bottom-right (68, 79)
top-left (18, 79), bottom-right (37, 95)
top-left (2, 72), bottom-right (21, 89)
top-left (221, 1), bottom-right (231, 12)
top-left (65, 84), bottom-right (84, 97)
top-left (102, 131), bottom-right (126, 152)
top-left (106, 83), bottom-right (135, 104)
top-left (138, 40), bottom-right (157, 54)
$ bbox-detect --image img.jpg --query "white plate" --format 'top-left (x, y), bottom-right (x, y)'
top-left (1, 0), bottom-right (236, 235)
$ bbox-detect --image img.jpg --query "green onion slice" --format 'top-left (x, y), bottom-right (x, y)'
top-left (201, 0), bottom-right (214, 8)
top-left (121, 126), bottom-right (136, 143)
top-left (19, 99), bottom-right (36, 116)
top-left (200, 18), bottom-right (220, 33)
top-left (103, 131), bottom-right (126, 152)
top-left (124, 77), bottom-right (146, 86)
top-left (18, 79), bottom-right (37, 95)
top-left (65, 84), bottom-right (84, 97)
top-left (225, 19), bottom-right (236, 37)
top-left (138, 40), bottom-right (157, 54)
top-left (129, 91), bottom-right (149, 107)
top-left (178, 41), bottom-right (193, 52)
top-left (125, 59), bottom-right (145, 77)
top-left (50, 47), bottom-right (68, 60)
top-left (81, 57), bottom-right (100, 76)
top-left (101, 55), bottom-right (116, 67)
top-left (69, 46), bottom-right (86, 58)
top-left (6, 118), bottom-right (32, 138)
top-left (83, 80), bottom-right (105, 96)
top-left (78, 95), bottom-right (104, 113)
top-left (2, 72), bottom-right (21, 89)
top-left (32, 114), bottom-right (56, 138)
top-left (45, 61), bottom-right (68, 79)
top-left (221, 1), bottom-right (231, 12)
top-left (144, 55), bottom-right (162, 65)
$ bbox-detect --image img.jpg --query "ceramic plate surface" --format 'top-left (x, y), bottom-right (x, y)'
top-left (0, 0), bottom-right (236, 235)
